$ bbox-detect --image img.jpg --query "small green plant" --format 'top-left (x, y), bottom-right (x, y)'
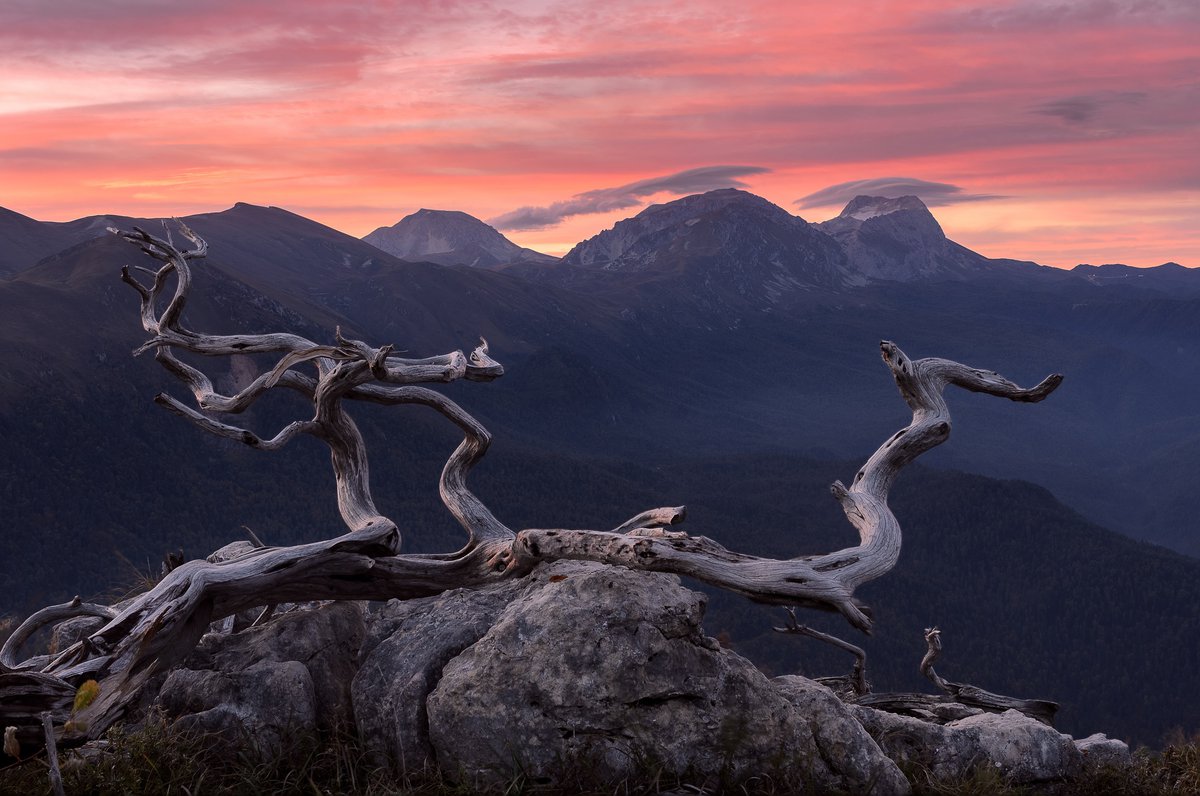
top-left (72, 680), bottom-right (100, 714)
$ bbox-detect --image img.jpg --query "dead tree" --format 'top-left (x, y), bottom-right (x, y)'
top-left (0, 224), bottom-right (1062, 746)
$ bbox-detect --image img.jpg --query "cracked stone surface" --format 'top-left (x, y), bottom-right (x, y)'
top-left (425, 562), bottom-right (906, 793)
top-left (159, 661), bottom-right (316, 760)
top-left (352, 573), bottom-right (537, 771)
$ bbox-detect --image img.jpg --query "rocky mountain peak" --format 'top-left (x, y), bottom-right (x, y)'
top-left (364, 209), bottom-right (554, 269)
top-left (558, 189), bottom-right (850, 303)
top-left (837, 194), bottom-right (933, 222)
top-left (817, 195), bottom-right (990, 282)
top-left (561, 189), bottom-right (801, 270)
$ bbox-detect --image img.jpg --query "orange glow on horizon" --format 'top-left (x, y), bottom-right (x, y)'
top-left (1, 0), bottom-right (1196, 269)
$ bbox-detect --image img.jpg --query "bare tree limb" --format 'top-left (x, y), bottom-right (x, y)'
top-left (0, 223), bottom-right (1062, 744)
top-left (511, 341), bottom-right (1062, 631)
top-left (1, 598), bottom-right (116, 672)
top-left (920, 627), bottom-right (1059, 724)
top-left (42, 712), bottom-right (64, 796)
top-left (775, 607), bottom-right (869, 697)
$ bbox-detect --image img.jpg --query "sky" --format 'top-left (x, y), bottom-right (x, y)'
top-left (1, 0), bottom-right (1197, 267)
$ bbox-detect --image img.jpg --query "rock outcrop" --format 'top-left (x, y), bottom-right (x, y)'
top-left (85, 561), bottom-right (1125, 790)
top-left (352, 576), bottom-right (534, 772)
top-left (853, 704), bottom-right (1084, 785)
top-left (817, 194), bottom-right (990, 282)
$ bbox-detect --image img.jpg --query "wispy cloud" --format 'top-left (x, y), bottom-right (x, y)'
top-left (489, 165), bottom-right (770, 231)
top-left (1031, 91), bottom-right (1148, 124)
top-left (796, 178), bottom-right (1004, 210)
top-left (925, 0), bottom-right (1200, 32)
top-left (1, 0), bottom-right (1197, 266)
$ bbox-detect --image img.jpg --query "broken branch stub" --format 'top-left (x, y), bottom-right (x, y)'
top-left (0, 224), bottom-right (1062, 742)
top-left (921, 627), bottom-right (1059, 725)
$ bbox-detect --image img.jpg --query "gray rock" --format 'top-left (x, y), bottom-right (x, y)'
top-left (352, 575), bottom-right (535, 772)
top-left (425, 562), bottom-right (905, 793)
top-left (194, 600), bottom-right (366, 730)
top-left (50, 615), bottom-right (106, 655)
top-left (773, 676), bottom-right (910, 794)
top-left (156, 600), bottom-right (366, 758)
top-left (159, 661), bottom-right (317, 760)
top-left (129, 559), bottom-right (1121, 794)
top-left (854, 705), bottom-right (1083, 784)
top-left (1075, 732), bottom-right (1132, 772)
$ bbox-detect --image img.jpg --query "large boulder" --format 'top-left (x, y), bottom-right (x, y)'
top-left (352, 576), bottom-right (536, 772)
top-left (853, 704), bottom-right (1084, 785)
top-left (423, 561), bottom-right (907, 793)
top-left (131, 560), bottom-right (1118, 792)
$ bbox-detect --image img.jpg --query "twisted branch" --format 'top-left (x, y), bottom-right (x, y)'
top-left (921, 627), bottom-right (1059, 724)
top-left (0, 223), bottom-right (1062, 746)
top-left (512, 341), bottom-right (1062, 631)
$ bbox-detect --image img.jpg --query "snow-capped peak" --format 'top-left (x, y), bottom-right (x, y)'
top-left (837, 194), bottom-right (930, 222)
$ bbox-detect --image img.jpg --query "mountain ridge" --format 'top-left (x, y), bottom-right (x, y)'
top-left (1, 193), bottom-right (1197, 559)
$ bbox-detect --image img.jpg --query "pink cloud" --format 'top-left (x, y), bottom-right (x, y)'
top-left (0, 0), bottom-right (1196, 266)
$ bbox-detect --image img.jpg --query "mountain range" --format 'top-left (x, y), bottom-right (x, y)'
top-left (343, 190), bottom-right (1200, 559)
top-left (3, 190), bottom-right (1198, 551)
top-left (0, 189), bottom-right (1197, 744)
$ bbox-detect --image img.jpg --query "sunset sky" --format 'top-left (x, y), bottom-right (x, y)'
top-left (1, 0), bottom-right (1197, 267)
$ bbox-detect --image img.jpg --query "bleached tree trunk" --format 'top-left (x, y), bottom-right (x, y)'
top-left (0, 224), bottom-right (1062, 745)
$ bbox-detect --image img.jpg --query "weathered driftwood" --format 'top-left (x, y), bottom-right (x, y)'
top-left (920, 627), bottom-right (1058, 724)
top-left (42, 712), bottom-right (65, 796)
top-left (853, 628), bottom-right (1059, 725)
top-left (0, 597), bottom-right (117, 673)
top-left (0, 224), bottom-right (1062, 745)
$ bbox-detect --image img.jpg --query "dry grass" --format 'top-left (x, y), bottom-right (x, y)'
top-left (2, 718), bottom-right (1198, 796)
top-left (906, 730), bottom-right (1200, 796)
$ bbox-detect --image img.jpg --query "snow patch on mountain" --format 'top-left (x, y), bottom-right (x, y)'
top-left (818, 195), bottom-right (989, 282)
